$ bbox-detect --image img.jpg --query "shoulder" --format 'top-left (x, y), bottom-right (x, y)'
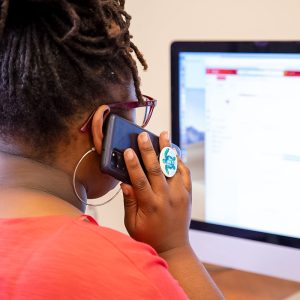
top-left (61, 214), bottom-right (159, 259)
top-left (66, 215), bottom-right (168, 279)
top-left (21, 214), bottom-right (188, 299)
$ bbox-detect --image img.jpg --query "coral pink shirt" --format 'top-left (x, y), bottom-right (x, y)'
top-left (0, 214), bottom-right (188, 299)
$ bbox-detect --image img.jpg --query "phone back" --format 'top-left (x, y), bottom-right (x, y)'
top-left (101, 114), bottom-right (161, 184)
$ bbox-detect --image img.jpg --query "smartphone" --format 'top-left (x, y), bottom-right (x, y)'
top-left (101, 114), bottom-right (181, 184)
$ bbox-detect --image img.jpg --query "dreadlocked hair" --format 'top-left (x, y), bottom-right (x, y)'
top-left (0, 0), bottom-right (147, 158)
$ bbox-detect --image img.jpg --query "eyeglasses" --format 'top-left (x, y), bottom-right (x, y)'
top-left (80, 95), bottom-right (157, 133)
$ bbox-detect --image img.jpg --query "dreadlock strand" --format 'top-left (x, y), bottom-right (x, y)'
top-left (0, 0), bottom-right (9, 38)
top-left (50, 16), bottom-right (112, 56)
top-left (0, 26), bottom-right (12, 89)
top-left (110, 4), bottom-right (131, 34)
top-left (74, 34), bottom-right (106, 45)
top-left (59, 0), bottom-right (81, 41)
top-left (94, 0), bottom-right (110, 36)
top-left (122, 51), bottom-right (144, 103)
top-left (130, 42), bottom-right (148, 70)
top-left (30, 24), bottom-right (47, 94)
top-left (66, 40), bottom-right (117, 56)
top-left (43, 33), bottom-right (64, 96)
top-left (22, 26), bottom-right (33, 87)
top-left (17, 28), bottom-right (27, 84)
top-left (8, 30), bottom-right (20, 100)
top-left (44, 19), bottom-right (116, 63)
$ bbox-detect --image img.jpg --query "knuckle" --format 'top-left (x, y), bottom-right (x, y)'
top-left (168, 195), bottom-right (182, 207)
top-left (170, 192), bottom-right (190, 206)
top-left (133, 177), bottom-right (148, 191)
top-left (129, 159), bottom-right (140, 171)
top-left (147, 164), bottom-right (163, 177)
top-left (124, 198), bottom-right (136, 209)
top-left (175, 168), bottom-right (181, 175)
top-left (141, 144), bottom-right (153, 153)
top-left (180, 161), bottom-right (191, 176)
top-left (140, 204), bottom-right (158, 215)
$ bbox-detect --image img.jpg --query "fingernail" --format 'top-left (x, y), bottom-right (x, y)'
top-left (163, 131), bottom-right (169, 141)
top-left (121, 187), bottom-right (129, 196)
top-left (141, 132), bottom-right (149, 143)
top-left (125, 149), bottom-right (134, 160)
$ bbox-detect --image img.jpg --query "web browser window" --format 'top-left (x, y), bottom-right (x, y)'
top-left (179, 53), bottom-right (300, 239)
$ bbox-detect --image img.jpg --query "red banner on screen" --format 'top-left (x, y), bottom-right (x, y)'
top-left (206, 68), bottom-right (237, 75)
top-left (284, 71), bottom-right (300, 77)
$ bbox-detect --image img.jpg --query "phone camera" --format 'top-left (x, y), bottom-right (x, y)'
top-left (111, 149), bottom-right (126, 171)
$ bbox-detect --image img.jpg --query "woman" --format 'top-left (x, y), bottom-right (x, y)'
top-left (0, 0), bottom-right (223, 299)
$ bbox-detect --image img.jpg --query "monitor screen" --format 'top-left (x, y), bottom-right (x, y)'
top-left (171, 42), bottom-right (300, 249)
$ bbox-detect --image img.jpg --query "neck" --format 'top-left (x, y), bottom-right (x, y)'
top-left (0, 151), bottom-right (86, 218)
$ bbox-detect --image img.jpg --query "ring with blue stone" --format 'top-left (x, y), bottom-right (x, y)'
top-left (159, 147), bottom-right (178, 178)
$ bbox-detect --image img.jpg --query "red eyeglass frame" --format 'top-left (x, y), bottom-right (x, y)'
top-left (80, 95), bottom-right (157, 132)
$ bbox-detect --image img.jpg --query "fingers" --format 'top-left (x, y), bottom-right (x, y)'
top-left (177, 157), bottom-right (192, 193)
top-left (124, 130), bottom-right (191, 202)
top-left (158, 131), bottom-right (190, 189)
top-left (121, 183), bottom-right (136, 212)
top-left (121, 183), bottom-right (137, 232)
top-left (137, 132), bottom-right (168, 192)
top-left (159, 131), bottom-right (171, 151)
top-left (123, 148), bottom-right (155, 207)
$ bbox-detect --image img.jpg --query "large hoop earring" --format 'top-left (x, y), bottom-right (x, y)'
top-left (72, 147), bottom-right (121, 207)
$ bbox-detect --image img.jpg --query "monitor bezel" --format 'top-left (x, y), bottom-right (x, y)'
top-left (171, 41), bottom-right (300, 249)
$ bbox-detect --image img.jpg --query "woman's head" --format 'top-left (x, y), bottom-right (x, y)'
top-left (0, 0), bottom-right (147, 160)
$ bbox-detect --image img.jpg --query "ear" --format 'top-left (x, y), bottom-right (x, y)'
top-left (91, 105), bottom-right (110, 154)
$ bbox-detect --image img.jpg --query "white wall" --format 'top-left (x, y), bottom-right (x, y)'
top-left (88, 0), bottom-right (300, 232)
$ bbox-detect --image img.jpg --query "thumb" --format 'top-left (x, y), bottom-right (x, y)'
top-left (121, 183), bottom-right (137, 232)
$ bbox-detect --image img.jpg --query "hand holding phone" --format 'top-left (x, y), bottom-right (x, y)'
top-left (101, 114), bottom-right (180, 184)
top-left (100, 113), bottom-right (192, 253)
top-left (121, 129), bottom-right (192, 254)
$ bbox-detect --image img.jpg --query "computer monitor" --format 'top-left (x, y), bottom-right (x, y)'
top-left (171, 42), bottom-right (300, 282)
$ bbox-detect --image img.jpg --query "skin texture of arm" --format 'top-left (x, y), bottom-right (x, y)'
top-left (160, 245), bottom-right (224, 300)
top-left (121, 131), bottom-right (224, 300)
